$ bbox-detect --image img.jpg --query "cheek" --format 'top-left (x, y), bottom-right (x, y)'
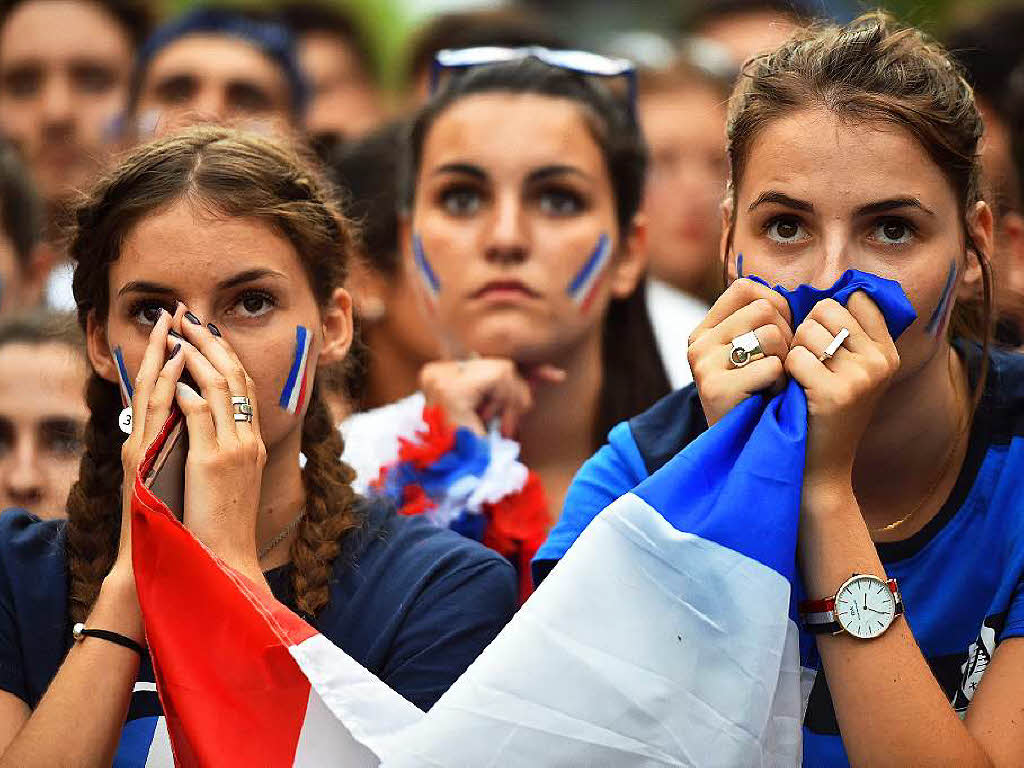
top-left (564, 233), bottom-right (615, 314)
top-left (247, 324), bottom-right (316, 417)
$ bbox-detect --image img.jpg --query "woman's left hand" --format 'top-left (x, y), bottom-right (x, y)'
top-left (167, 308), bottom-right (267, 579)
top-left (785, 291), bottom-right (900, 490)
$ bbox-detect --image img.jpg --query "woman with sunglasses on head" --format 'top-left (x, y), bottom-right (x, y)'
top-left (536, 13), bottom-right (1024, 766)
top-left (0, 127), bottom-right (516, 766)
top-left (341, 50), bottom-right (671, 600)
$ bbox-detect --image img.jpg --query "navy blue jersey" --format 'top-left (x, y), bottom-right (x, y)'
top-left (536, 341), bottom-right (1024, 766)
top-left (0, 497), bottom-right (516, 766)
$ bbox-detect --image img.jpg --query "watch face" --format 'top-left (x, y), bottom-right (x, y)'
top-left (834, 576), bottom-right (897, 639)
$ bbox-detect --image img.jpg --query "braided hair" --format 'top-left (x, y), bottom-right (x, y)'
top-left (67, 126), bottom-right (362, 621)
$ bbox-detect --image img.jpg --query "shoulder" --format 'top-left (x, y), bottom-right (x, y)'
top-left (627, 384), bottom-right (708, 475)
top-left (973, 343), bottom-right (1024, 443)
top-left (0, 510), bottom-right (66, 576)
top-left (335, 497), bottom-right (516, 605)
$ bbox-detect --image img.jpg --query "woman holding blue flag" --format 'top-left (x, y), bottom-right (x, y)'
top-left (539, 12), bottom-right (1024, 767)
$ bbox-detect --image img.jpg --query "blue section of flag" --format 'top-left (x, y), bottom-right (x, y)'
top-left (413, 235), bottom-right (441, 294)
top-left (567, 234), bottom-right (610, 297)
top-left (115, 347), bottom-right (133, 400)
top-left (113, 716), bottom-right (159, 767)
top-left (279, 325), bottom-right (308, 408)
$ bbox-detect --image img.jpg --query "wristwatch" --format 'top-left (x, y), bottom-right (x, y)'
top-left (799, 574), bottom-right (903, 639)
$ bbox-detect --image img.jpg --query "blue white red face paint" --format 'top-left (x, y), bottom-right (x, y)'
top-left (567, 234), bottom-right (612, 312)
top-left (279, 326), bottom-right (312, 415)
top-left (412, 234), bottom-right (441, 308)
top-left (113, 346), bottom-right (133, 406)
top-left (925, 261), bottom-right (957, 336)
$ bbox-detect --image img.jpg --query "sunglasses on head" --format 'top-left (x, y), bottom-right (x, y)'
top-left (430, 46), bottom-right (638, 117)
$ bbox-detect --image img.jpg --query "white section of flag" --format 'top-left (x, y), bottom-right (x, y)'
top-left (283, 492), bottom-right (808, 766)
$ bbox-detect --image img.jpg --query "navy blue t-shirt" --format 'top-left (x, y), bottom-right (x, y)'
top-left (0, 497), bottom-right (516, 766)
top-left (535, 341), bottom-right (1024, 766)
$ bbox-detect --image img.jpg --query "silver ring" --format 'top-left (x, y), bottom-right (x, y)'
top-left (729, 330), bottom-right (765, 368)
top-left (818, 327), bottom-right (851, 363)
top-left (234, 404), bottom-right (254, 416)
top-left (231, 396), bottom-right (251, 406)
top-left (234, 412), bottom-right (254, 423)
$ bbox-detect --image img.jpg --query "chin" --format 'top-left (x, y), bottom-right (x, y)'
top-left (464, 321), bottom-right (558, 364)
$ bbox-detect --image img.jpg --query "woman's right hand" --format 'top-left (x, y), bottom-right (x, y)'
top-left (114, 308), bottom-right (187, 576)
top-left (420, 358), bottom-right (566, 438)
top-left (687, 278), bottom-right (794, 426)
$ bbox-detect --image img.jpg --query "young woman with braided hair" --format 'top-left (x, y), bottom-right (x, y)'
top-left (0, 126), bottom-right (515, 766)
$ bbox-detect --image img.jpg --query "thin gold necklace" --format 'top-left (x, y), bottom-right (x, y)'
top-left (869, 356), bottom-right (970, 537)
top-left (258, 507), bottom-right (305, 560)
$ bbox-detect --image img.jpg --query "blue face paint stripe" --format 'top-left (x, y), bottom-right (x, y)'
top-left (925, 261), bottom-right (957, 335)
top-left (412, 234), bottom-right (441, 293)
top-left (568, 234), bottom-right (611, 296)
top-left (279, 326), bottom-right (308, 409)
top-left (736, 253), bottom-right (744, 278)
top-left (114, 346), bottom-right (133, 400)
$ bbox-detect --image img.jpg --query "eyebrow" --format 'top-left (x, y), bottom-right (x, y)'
top-left (748, 190), bottom-right (935, 217)
top-left (431, 163), bottom-right (593, 184)
top-left (748, 191), bottom-right (814, 213)
top-left (116, 268), bottom-right (286, 298)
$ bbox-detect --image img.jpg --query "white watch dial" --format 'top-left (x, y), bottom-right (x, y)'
top-left (834, 576), bottom-right (897, 639)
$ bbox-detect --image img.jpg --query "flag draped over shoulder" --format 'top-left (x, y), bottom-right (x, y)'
top-left (132, 270), bottom-right (916, 767)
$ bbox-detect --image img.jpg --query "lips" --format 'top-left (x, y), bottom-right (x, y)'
top-left (470, 280), bottom-right (540, 300)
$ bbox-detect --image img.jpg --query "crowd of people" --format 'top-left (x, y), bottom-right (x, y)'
top-left (0, 0), bottom-right (1023, 764)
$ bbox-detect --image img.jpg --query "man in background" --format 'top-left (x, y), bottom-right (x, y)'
top-left (129, 6), bottom-right (307, 139)
top-left (639, 56), bottom-right (730, 388)
top-left (280, 2), bottom-right (382, 146)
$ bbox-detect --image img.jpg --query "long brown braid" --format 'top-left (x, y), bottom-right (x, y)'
top-left (66, 126), bottom-right (364, 622)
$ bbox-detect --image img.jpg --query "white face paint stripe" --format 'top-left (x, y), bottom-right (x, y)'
top-left (567, 234), bottom-right (612, 309)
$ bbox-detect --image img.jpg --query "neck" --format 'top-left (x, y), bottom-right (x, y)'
top-left (516, 329), bottom-right (603, 512)
top-left (852, 342), bottom-right (970, 533)
top-left (362, 324), bottom-right (428, 410)
top-left (255, 426), bottom-right (307, 569)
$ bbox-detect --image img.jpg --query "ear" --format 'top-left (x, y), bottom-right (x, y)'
top-left (959, 201), bottom-right (995, 297)
top-left (85, 310), bottom-right (119, 385)
top-left (22, 242), bottom-right (59, 307)
top-left (345, 252), bottom-right (389, 322)
top-left (317, 287), bottom-right (354, 367)
top-left (720, 198), bottom-right (737, 282)
top-left (608, 213), bottom-right (648, 299)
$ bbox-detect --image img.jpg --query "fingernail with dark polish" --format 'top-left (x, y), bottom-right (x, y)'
top-left (168, 329), bottom-right (184, 340)
top-left (184, 311), bottom-right (201, 325)
top-left (169, 343), bottom-right (181, 359)
top-left (207, 323), bottom-right (221, 337)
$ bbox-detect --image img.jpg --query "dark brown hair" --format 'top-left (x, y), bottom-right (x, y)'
top-left (66, 126), bottom-right (362, 621)
top-left (724, 12), bottom-right (993, 407)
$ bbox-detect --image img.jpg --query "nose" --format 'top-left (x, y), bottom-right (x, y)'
top-left (40, 75), bottom-right (74, 130)
top-left (484, 191), bottom-right (528, 265)
top-left (813, 224), bottom-right (855, 288)
top-left (2, 438), bottom-right (44, 511)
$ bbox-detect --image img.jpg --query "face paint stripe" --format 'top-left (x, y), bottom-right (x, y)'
top-left (294, 347), bottom-right (312, 414)
top-left (114, 346), bottom-right (133, 406)
top-left (288, 330), bottom-right (312, 414)
top-left (568, 234), bottom-right (612, 306)
top-left (925, 262), bottom-right (957, 335)
top-left (279, 326), bottom-right (310, 413)
top-left (412, 234), bottom-right (441, 302)
top-left (736, 252), bottom-right (744, 278)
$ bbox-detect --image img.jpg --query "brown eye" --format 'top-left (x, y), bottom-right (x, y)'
top-left (876, 219), bottom-right (912, 245)
top-left (766, 217), bottom-right (805, 243)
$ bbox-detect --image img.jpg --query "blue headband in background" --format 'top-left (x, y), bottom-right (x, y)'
top-left (135, 8), bottom-right (310, 118)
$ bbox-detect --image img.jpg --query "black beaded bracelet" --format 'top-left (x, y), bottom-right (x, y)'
top-left (72, 622), bottom-right (145, 657)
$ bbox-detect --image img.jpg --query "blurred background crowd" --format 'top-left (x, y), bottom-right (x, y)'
top-left (1, 0), bottom-right (1023, 521)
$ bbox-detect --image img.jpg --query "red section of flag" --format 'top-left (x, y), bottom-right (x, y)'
top-left (483, 471), bottom-right (550, 603)
top-left (131, 413), bottom-right (318, 766)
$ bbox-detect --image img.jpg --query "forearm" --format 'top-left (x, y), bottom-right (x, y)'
top-left (799, 484), bottom-right (994, 767)
top-left (0, 570), bottom-right (142, 767)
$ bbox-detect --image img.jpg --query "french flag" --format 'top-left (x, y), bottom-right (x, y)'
top-left (567, 233), bottom-right (612, 311)
top-left (130, 272), bottom-right (915, 765)
top-left (279, 326), bottom-right (312, 415)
